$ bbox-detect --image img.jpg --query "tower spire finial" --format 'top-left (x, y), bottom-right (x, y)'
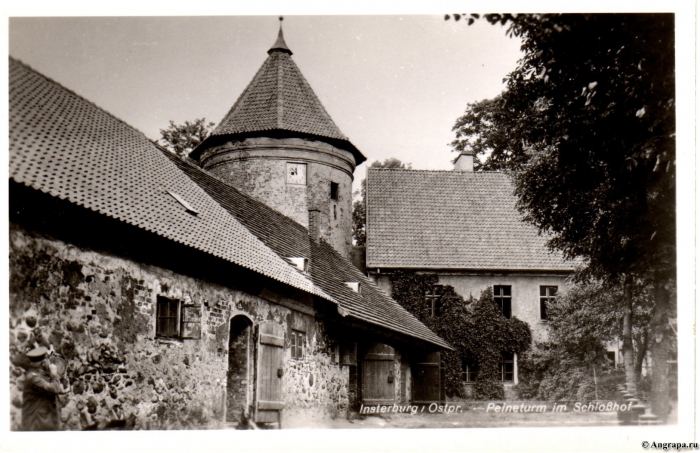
top-left (268, 17), bottom-right (292, 55)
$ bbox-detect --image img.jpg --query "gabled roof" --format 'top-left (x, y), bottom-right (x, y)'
top-left (169, 155), bottom-right (451, 350)
top-left (191, 27), bottom-right (365, 164)
top-left (8, 57), bottom-right (331, 300)
top-left (366, 168), bottom-right (575, 271)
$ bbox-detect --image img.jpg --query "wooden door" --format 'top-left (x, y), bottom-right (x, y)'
top-left (362, 343), bottom-right (395, 405)
top-left (412, 351), bottom-right (444, 404)
top-left (255, 321), bottom-right (285, 424)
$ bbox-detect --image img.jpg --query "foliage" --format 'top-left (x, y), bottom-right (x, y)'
top-left (452, 13), bottom-right (675, 283)
top-left (389, 271), bottom-right (531, 399)
top-left (352, 158), bottom-right (411, 246)
top-left (517, 348), bottom-right (625, 402)
top-left (515, 276), bottom-right (652, 401)
top-left (451, 94), bottom-right (528, 171)
top-left (159, 118), bottom-right (215, 159)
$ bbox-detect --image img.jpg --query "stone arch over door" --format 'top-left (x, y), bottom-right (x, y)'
top-left (227, 315), bottom-right (253, 423)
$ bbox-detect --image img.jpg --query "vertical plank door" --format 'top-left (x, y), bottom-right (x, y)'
top-left (411, 351), bottom-right (444, 404)
top-left (362, 343), bottom-right (396, 405)
top-left (255, 321), bottom-right (285, 424)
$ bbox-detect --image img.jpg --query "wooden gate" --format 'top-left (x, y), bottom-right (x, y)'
top-left (411, 352), bottom-right (444, 404)
top-left (362, 343), bottom-right (395, 405)
top-left (255, 321), bottom-right (285, 424)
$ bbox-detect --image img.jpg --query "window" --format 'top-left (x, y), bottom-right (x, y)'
top-left (425, 285), bottom-right (443, 318)
top-left (286, 163), bottom-right (307, 185)
top-left (499, 352), bottom-right (514, 382)
top-left (493, 285), bottom-right (512, 319)
top-left (290, 330), bottom-right (305, 360)
top-left (462, 357), bottom-right (478, 383)
top-left (156, 296), bottom-right (201, 340)
top-left (539, 286), bottom-right (557, 320)
top-left (330, 182), bottom-right (339, 200)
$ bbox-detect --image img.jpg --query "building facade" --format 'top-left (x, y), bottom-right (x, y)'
top-left (365, 152), bottom-right (576, 395)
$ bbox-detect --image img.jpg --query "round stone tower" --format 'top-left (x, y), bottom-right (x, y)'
top-left (190, 22), bottom-right (365, 259)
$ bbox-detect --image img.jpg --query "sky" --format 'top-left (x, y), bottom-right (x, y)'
top-left (8, 15), bottom-right (523, 193)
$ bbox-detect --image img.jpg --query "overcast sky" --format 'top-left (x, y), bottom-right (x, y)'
top-left (9, 15), bottom-right (523, 191)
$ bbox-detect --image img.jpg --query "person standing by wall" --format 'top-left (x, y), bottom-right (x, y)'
top-left (22, 346), bottom-right (66, 431)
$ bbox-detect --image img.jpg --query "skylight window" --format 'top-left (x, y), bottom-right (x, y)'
top-left (289, 257), bottom-right (308, 272)
top-left (344, 282), bottom-right (361, 295)
top-left (166, 190), bottom-right (198, 216)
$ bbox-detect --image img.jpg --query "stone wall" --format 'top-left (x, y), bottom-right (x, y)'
top-left (9, 224), bottom-right (346, 430)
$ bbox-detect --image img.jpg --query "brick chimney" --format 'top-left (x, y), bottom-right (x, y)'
top-left (454, 151), bottom-right (474, 172)
top-left (308, 208), bottom-right (321, 242)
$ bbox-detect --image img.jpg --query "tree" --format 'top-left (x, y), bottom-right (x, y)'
top-left (159, 118), bottom-right (215, 159)
top-left (517, 276), bottom-right (654, 401)
top-left (451, 13), bottom-right (676, 420)
top-left (451, 94), bottom-right (528, 171)
top-left (352, 158), bottom-right (411, 246)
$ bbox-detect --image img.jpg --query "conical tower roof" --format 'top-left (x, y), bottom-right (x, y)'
top-left (193, 23), bottom-right (364, 164)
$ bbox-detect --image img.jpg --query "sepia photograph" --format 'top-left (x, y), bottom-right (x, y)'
top-left (3, 2), bottom-right (696, 452)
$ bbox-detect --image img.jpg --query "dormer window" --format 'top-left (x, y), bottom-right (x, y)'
top-left (344, 282), bottom-right (361, 295)
top-left (289, 257), bottom-right (308, 272)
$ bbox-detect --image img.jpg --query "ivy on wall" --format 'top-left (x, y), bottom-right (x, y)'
top-left (390, 271), bottom-right (532, 399)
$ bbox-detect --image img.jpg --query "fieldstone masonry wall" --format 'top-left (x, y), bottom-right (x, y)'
top-left (9, 224), bottom-right (347, 430)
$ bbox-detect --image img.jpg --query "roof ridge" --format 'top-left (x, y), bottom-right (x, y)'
top-left (9, 56), bottom-right (156, 145)
top-left (368, 167), bottom-right (508, 174)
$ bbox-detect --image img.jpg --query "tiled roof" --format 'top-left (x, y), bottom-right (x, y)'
top-left (170, 156), bottom-right (451, 350)
top-left (8, 56), bottom-right (448, 351)
top-left (8, 57), bottom-right (331, 300)
top-left (212, 46), bottom-right (346, 140)
top-left (366, 168), bottom-right (575, 271)
top-left (192, 34), bottom-right (364, 164)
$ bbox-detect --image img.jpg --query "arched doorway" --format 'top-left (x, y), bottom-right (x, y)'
top-left (227, 315), bottom-right (252, 423)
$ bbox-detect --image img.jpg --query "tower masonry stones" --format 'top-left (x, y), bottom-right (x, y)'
top-left (191, 24), bottom-right (365, 259)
